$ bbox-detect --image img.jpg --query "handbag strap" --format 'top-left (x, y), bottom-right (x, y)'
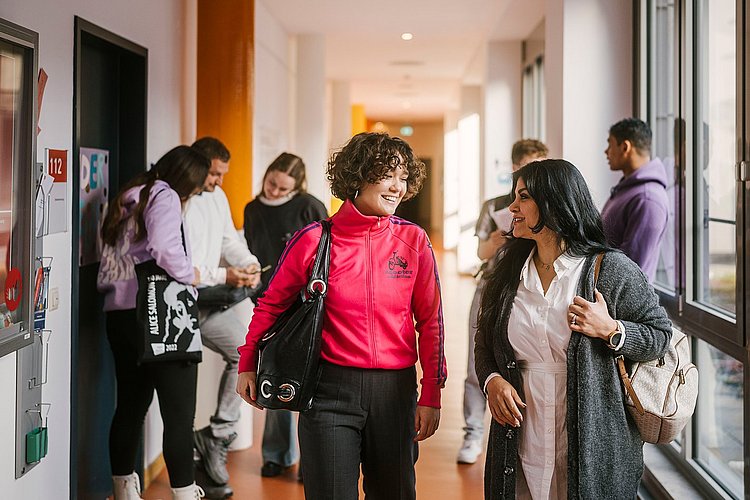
top-left (594, 252), bottom-right (646, 415)
top-left (617, 355), bottom-right (645, 415)
top-left (593, 252), bottom-right (604, 282)
top-left (306, 220), bottom-right (332, 297)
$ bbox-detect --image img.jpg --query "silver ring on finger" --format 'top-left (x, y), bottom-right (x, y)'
top-left (571, 313), bottom-right (577, 326)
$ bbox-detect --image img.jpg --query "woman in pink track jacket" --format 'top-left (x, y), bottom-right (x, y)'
top-left (237, 132), bottom-right (447, 500)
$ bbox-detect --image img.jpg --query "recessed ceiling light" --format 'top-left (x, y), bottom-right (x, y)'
top-left (401, 32), bottom-right (413, 41)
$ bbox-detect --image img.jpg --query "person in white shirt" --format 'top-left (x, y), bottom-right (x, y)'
top-left (474, 159), bottom-right (672, 499)
top-left (185, 137), bottom-right (260, 497)
top-left (457, 139), bottom-right (547, 465)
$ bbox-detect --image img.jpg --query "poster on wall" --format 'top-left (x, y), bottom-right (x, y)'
top-left (79, 147), bottom-right (109, 266)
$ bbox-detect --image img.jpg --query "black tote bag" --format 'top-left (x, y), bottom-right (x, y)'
top-left (255, 220), bottom-right (331, 411)
top-left (135, 225), bottom-right (202, 364)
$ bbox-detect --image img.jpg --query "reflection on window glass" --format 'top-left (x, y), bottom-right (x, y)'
top-left (0, 42), bottom-right (25, 329)
top-left (695, 340), bottom-right (743, 497)
top-left (693, 0), bottom-right (736, 315)
top-left (652, 0), bottom-right (677, 291)
top-left (522, 57), bottom-right (544, 142)
top-left (702, 221), bottom-right (736, 314)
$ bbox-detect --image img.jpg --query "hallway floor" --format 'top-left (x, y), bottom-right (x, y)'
top-left (143, 251), bottom-right (486, 499)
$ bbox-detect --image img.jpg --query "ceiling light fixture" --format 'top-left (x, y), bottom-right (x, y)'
top-left (401, 32), bottom-right (413, 41)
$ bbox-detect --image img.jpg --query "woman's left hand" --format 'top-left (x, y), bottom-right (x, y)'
top-left (414, 405), bottom-right (440, 442)
top-left (568, 289), bottom-right (618, 341)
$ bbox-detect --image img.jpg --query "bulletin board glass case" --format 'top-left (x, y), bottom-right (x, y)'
top-left (0, 18), bottom-right (38, 357)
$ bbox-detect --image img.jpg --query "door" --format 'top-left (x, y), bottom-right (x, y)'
top-left (72, 18), bottom-right (147, 499)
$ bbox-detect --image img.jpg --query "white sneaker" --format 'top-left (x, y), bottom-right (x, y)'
top-left (112, 472), bottom-right (142, 500)
top-left (456, 439), bottom-right (483, 464)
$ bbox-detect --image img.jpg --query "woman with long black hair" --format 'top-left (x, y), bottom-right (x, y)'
top-left (474, 159), bottom-right (672, 499)
top-left (97, 145), bottom-right (209, 500)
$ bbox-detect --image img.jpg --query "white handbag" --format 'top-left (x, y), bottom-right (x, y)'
top-left (616, 330), bottom-right (698, 444)
top-left (594, 253), bottom-right (699, 444)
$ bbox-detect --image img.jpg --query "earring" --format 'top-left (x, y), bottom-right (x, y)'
top-left (354, 190), bottom-right (359, 198)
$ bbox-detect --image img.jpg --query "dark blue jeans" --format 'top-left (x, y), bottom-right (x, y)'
top-left (299, 362), bottom-right (419, 500)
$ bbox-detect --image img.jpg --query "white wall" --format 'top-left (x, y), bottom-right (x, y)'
top-left (329, 80), bottom-right (352, 153)
top-left (456, 86), bottom-right (483, 273)
top-left (545, 0), bottom-right (632, 207)
top-left (0, 1), bottom-right (190, 496)
top-left (483, 41), bottom-right (523, 201)
top-left (294, 34), bottom-right (329, 207)
top-left (253, 0), bottom-right (293, 196)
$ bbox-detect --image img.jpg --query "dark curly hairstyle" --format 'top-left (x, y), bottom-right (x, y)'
top-left (326, 132), bottom-right (426, 201)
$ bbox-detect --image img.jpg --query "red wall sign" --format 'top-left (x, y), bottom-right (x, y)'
top-left (47, 148), bottom-right (67, 182)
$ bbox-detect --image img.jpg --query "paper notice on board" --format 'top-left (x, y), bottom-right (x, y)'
top-left (79, 148), bottom-right (109, 266)
top-left (35, 171), bottom-right (53, 237)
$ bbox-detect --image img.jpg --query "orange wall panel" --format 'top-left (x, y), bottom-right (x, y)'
top-left (197, 0), bottom-right (254, 228)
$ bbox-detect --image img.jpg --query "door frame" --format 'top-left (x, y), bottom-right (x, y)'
top-left (71, 17), bottom-right (147, 499)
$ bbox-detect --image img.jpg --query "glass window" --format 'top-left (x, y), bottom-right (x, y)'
top-left (695, 339), bottom-right (743, 497)
top-left (0, 34), bottom-right (33, 334)
top-left (690, 0), bottom-right (736, 315)
top-left (640, 1), bottom-right (744, 498)
top-left (650, 0), bottom-right (677, 291)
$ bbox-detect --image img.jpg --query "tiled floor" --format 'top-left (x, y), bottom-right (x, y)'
top-left (143, 250), bottom-right (486, 499)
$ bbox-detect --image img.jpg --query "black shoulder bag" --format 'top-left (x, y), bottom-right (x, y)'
top-left (197, 284), bottom-right (260, 310)
top-left (255, 220), bottom-right (331, 412)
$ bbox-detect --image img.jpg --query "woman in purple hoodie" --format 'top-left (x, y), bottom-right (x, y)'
top-left (97, 145), bottom-right (209, 500)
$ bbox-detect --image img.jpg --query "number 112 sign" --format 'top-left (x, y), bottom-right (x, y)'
top-left (44, 148), bottom-right (68, 235)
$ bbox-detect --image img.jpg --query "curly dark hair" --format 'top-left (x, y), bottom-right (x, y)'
top-left (326, 132), bottom-right (426, 201)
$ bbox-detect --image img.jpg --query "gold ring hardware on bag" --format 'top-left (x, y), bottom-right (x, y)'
top-left (277, 384), bottom-right (296, 402)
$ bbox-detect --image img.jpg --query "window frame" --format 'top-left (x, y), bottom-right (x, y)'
top-left (637, 0), bottom-right (749, 498)
top-left (0, 18), bottom-right (38, 358)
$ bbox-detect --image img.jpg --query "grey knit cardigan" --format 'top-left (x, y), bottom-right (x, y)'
top-left (474, 251), bottom-right (672, 499)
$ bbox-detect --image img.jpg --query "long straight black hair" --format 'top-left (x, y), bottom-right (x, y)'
top-left (478, 159), bottom-right (611, 339)
top-left (101, 145), bottom-right (209, 246)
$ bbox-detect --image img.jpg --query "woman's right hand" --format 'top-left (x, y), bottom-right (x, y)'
top-left (486, 375), bottom-right (526, 427)
top-left (236, 371), bottom-right (264, 410)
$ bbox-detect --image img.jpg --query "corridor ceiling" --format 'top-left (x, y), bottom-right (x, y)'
top-left (259, 0), bottom-right (545, 121)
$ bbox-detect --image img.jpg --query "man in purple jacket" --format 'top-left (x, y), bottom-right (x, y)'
top-left (601, 118), bottom-right (669, 282)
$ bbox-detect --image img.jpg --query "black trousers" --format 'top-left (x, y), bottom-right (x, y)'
top-left (299, 362), bottom-right (419, 500)
top-left (106, 309), bottom-right (198, 488)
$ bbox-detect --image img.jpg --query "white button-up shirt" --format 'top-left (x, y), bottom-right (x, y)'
top-left (508, 250), bottom-right (586, 499)
top-left (184, 186), bottom-right (259, 286)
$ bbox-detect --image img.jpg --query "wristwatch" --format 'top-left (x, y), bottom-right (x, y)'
top-left (607, 321), bottom-right (626, 351)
